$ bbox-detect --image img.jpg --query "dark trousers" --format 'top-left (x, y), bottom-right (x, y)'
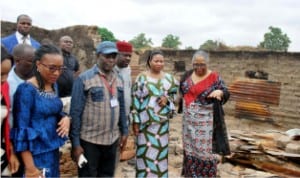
top-left (79, 139), bottom-right (118, 177)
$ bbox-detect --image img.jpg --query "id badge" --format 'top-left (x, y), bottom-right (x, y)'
top-left (110, 97), bottom-right (119, 107)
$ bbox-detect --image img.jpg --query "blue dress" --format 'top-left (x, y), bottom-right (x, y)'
top-left (10, 82), bottom-right (67, 177)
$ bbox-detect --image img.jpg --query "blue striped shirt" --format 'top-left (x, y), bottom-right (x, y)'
top-left (70, 65), bottom-right (128, 147)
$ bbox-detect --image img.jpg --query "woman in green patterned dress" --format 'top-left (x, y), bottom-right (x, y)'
top-left (130, 50), bottom-right (178, 178)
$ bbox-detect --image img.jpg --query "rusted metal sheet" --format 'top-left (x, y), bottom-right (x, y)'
top-left (229, 78), bottom-right (281, 105)
top-left (228, 78), bottom-right (281, 118)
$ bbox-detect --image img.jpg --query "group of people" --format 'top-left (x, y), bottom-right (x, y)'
top-left (1, 14), bottom-right (231, 178)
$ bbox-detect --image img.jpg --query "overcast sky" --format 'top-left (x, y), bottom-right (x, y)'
top-left (1, 0), bottom-right (299, 51)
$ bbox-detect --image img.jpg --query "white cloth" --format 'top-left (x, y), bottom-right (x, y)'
top-left (7, 67), bottom-right (25, 126)
top-left (15, 31), bottom-right (32, 45)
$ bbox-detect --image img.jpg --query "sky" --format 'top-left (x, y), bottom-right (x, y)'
top-left (1, 0), bottom-right (299, 51)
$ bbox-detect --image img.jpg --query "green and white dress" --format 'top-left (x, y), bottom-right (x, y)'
top-left (130, 73), bottom-right (178, 178)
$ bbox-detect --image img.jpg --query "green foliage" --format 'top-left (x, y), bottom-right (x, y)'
top-left (129, 33), bottom-right (153, 49)
top-left (258, 26), bottom-right (291, 51)
top-left (98, 27), bottom-right (117, 42)
top-left (199, 40), bottom-right (219, 50)
top-left (161, 34), bottom-right (182, 49)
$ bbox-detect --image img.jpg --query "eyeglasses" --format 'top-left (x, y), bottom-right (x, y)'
top-left (40, 63), bottom-right (66, 73)
top-left (193, 63), bottom-right (206, 68)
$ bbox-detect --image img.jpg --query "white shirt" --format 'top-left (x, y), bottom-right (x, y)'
top-left (16, 31), bottom-right (32, 45)
top-left (7, 66), bottom-right (25, 126)
top-left (114, 66), bottom-right (132, 117)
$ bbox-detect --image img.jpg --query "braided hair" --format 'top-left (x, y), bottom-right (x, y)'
top-left (146, 50), bottom-right (164, 69)
top-left (32, 44), bottom-right (61, 91)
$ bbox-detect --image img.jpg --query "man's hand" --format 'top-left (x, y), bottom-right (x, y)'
top-left (71, 146), bottom-right (84, 163)
top-left (119, 136), bottom-right (128, 152)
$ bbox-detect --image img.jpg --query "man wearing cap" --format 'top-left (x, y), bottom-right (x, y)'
top-left (69, 41), bottom-right (128, 177)
top-left (2, 14), bottom-right (40, 54)
top-left (113, 41), bottom-right (133, 170)
top-left (114, 41), bottom-right (133, 125)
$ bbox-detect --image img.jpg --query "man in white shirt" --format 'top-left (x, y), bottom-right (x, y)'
top-left (1, 14), bottom-right (40, 54)
top-left (8, 44), bottom-right (35, 123)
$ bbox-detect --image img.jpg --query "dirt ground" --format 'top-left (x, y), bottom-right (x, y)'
top-left (60, 113), bottom-right (279, 178)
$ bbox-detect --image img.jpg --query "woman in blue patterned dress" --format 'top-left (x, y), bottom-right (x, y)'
top-left (10, 44), bottom-right (70, 177)
top-left (179, 50), bottom-right (230, 177)
top-left (130, 50), bottom-right (178, 178)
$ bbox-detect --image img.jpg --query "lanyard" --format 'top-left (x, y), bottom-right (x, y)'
top-left (100, 74), bottom-right (116, 96)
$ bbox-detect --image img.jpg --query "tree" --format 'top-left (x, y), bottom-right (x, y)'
top-left (259, 26), bottom-right (291, 51)
top-left (199, 40), bottom-right (219, 50)
top-left (129, 33), bottom-right (153, 49)
top-left (98, 27), bottom-right (117, 42)
top-left (161, 34), bottom-right (182, 49)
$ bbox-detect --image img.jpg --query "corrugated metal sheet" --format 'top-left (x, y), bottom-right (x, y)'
top-left (228, 78), bottom-right (281, 118)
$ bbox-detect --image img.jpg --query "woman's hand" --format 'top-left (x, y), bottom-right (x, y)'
top-left (57, 116), bottom-right (71, 137)
top-left (156, 96), bottom-right (168, 107)
top-left (133, 123), bottom-right (140, 136)
top-left (208, 89), bottom-right (223, 101)
top-left (9, 152), bottom-right (20, 174)
top-left (25, 166), bottom-right (44, 178)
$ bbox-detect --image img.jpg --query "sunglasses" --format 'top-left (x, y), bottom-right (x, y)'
top-left (40, 63), bottom-right (66, 73)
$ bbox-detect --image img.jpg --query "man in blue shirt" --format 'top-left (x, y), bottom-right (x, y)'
top-left (2, 14), bottom-right (40, 54)
top-left (70, 41), bottom-right (128, 177)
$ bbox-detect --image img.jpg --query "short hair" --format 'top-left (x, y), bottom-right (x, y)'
top-left (16, 14), bottom-right (32, 23)
top-left (12, 44), bottom-right (34, 58)
top-left (192, 50), bottom-right (209, 63)
top-left (59, 35), bottom-right (73, 42)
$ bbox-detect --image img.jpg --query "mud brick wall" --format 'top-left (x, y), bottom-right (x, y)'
top-left (209, 51), bottom-right (300, 130)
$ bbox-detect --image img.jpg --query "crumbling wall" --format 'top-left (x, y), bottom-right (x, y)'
top-left (1, 20), bottom-right (100, 71)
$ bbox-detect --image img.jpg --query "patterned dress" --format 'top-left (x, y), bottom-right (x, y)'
top-left (10, 82), bottom-right (67, 177)
top-left (130, 73), bottom-right (178, 178)
top-left (180, 71), bottom-right (228, 177)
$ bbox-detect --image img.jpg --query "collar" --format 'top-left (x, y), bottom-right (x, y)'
top-left (92, 64), bottom-right (117, 77)
top-left (16, 31), bottom-right (30, 41)
top-left (114, 65), bottom-right (130, 73)
top-left (62, 50), bottom-right (71, 56)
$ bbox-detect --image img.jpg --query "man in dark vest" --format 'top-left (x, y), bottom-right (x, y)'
top-left (56, 35), bottom-right (80, 97)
